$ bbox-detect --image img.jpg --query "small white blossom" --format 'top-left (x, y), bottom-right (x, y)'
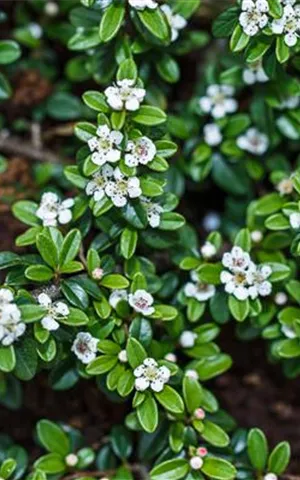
top-left (251, 230), bottom-right (263, 243)
top-left (239, 0), bottom-right (269, 36)
top-left (128, 289), bottom-right (154, 316)
top-left (85, 164), bottom-right (114, 202)
top-left (105, 167), bottom-right (142, 207)
top-left (184, 277), bottom-right (216, 302)
top-left (247, 265), bottom-right (272, 299)
top-left (164, 352), bottom-right (177, 363)
top-left (185, 369), bottom-right (199, 380)
top-left (104, 79), bottom-right (146, 111)
top-left (65, 454), bottom-right (78, 467)
top-left (36, 192), bottom-right (74, 227)
top-left (221, 269), bottom-right (251, 300)
top-left (275, 291), bottom-right (288, 305)
top-left (280, 95), bottom-right (300, 109)
top-left (179, 331), bottom-right (197, 348)
top-left (118, 350), bottom-right (128, 363)
top-left (243, 61), bottom-right (269, 84)
top-left (141, 196), bottom-right (163, 228)
top-left (92, 268), bottom-right (104, 280)
top-left (201, 241), bottom-right (217, 259)
top-left (71, 332), bottom-right (98, 364)
top-left (203, 212), bottom-right (221, 231)
top-left (161, 4), bottom-right (187, 42)
top-left (129, 0), bottom-right (158, 10)
top-left (203, 123), bottom-right (223, 146)
top-left (264, 474), bottom-right (278, 480)
top-left (125, 136), bottom-right (156, 167)
top-left (38, 293), bottom-right (69, 331)
top-left (29, 23), bottom-right (43, 39)
top-left (289, 212), bottom-right (300, 229)
top-left (190, 456), bottom-right (204, 470)
top-left (0, 289), bottom-right (26, 346)
top-left (194, 408), bottom-right (206, 420)
top-left (281, 324), bottom-right (297, 339)
top-left (199, 85), bottom-right (237, 119)
top-left (271, 4), bottom-right (300, 47)
top-left (134, 357), bottom-right (170, 392)
top-left (88, 125), bottom-right (123, 166)
top-left (277, 177), bottom-right (294, 196)
top-left (109, 289), bottom-right (128, 309)
top-left (237, 128), bottom-right (269, 155)
top-left (222, 246), bottom-right (252, 272)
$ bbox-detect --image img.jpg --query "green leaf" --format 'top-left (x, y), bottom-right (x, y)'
top-left (0, 40), bottom-right (21, 64)
top-left (126, 338), bottom-right (147, 368)
top-left (150, 459), bottom-right (189, 480)
top-left (132, 106), bottom-right (167, 126)
top-left (202, 457), bottom-right (236, 479)
top-left (64, 166), bottom-right (88, 189)
top-left (100, 274), bottom-right (130, 289)
top-left (255, 193), bottom-right (284, 216)
top-left (154, 385), bottom-right (184, 414)
top-left (19, 305), bottom-right (46, 322)
top-left (268, 441), bottom-right (291, 474)
top-left (157, 55), bottom-right (180, 84)
top-left (228, 296), bottom-right (250, 322)
top-left (159, 212), bottom-right (185, 231)
top-left (25, 265), bottom-right (54, 282)
top-left (0, 346), bottom-right (16, 372)
top-left (82, 91), bottom-right (109, 112)
top-left (247, 428), bottom-right (268, 470)
top-left (47, 92), bottom-right (82, 121)
top-left (99, 4), bottom-right (125, 42)
top-left (136, 8), bottom-right (170, 43)
top-left (36, 233), bottom-right (59, 269)
top-left (117, 58), bottom-right (138, 82)
top-left (230, 24), bottom-right (250, 52)
top-left (34, 453), bottom-right (66, 474)
top-left (37, 420), bottom-right (70, 456)
top-left (197, 354), bottom-right (232, 380)
top-left (202, 420), bottom-right (230, 447)
top-left (276, 36), bottom-right (290, 64)
top-left (86, 355), bottom-right (117, 374)
top-left (59, 229), bottom-right (82, 267)
top-left (137, 394), bottom-right (158, 433)
top-left (12, 201), bottom-right (38, 226)
top-left (212, 7), bottom-right (239, 38)
top-left (14, 338), bottom-right (38, 381)
top-left (120, 228), bottom-right (138, 259)
top-left (0, 72), bottom-right (12, 100)
top-left (183, 375), bottom-right (203, 413)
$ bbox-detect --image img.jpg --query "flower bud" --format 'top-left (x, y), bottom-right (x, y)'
top-left (44, 1), bottom-right (59, 16)
top-left (92, 268), bottom-right (104, 280)
top-left (65, 453), bottom-right (78, 467)
top-left (194, 408), bottom-right (205, 420)
top-left (264, 474), bottom-right (277, 480)
top-left (274, 291), bottom-right (288, 306)
top-left (189, 456), bottom-right (203, 470)
top-left (185, 369), bottom-right (199, 380)
top-left (118, 349), bottom-right (128, 363)
top-left (197, 447), bottom-right (208, 457)
top-left (164, 353), bottom-right (177, 363)
top-left (179, 331), bottom-right (197, 348)
top-left (251, 230), bottom-right (263, 243)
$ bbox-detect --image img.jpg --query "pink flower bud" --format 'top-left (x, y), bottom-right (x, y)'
top-left (197, 447), bottom-right (208, 457)
top-left (194, 408), bottom-right (205, 420)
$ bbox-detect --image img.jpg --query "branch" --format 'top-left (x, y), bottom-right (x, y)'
top-left (0, 132), bottom-right (63, 164)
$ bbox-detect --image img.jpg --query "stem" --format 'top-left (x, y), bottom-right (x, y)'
top-left (0, 131), bottom-right (63, 164)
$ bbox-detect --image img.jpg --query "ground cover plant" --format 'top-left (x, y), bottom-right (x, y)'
top-left (0, 0), bottom-right (299, 478)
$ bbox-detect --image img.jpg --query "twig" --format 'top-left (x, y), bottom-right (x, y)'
top-left (0, 132), bottom-right (63, 164)
top-left (43, 123), bottom-right (75, 140)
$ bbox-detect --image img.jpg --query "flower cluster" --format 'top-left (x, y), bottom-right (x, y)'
top-left (0, 289), bottom-right (25, 346)
top-left (221, 246), bottom-right (272, 300)
top-left (88, 125), bottom-right (123, 166)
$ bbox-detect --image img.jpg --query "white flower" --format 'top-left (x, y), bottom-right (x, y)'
top-left (141, 196), bottom-right (163, 228)
top-left (129, 0), bottom-right (158, 10)
top-left (71, 332), bottom-right (98, 364)
top-left (281, 324), bottom-right (297, 339)
top-left (243, 61), bottom-right (269, 84)
top-left (109, 289), bottom-right (128, 309)
top-left (85, 164), bottom-right (114, 202)
top-left (134, 357), bottom-right (170, 392)
top-left (128, 289), bottom-right (154, 316)
top-left (0, 289), bottom-right (26, 346)
top-left (221, 269), bottom-right (251, 300)
top-left (104, 79), bottom-right (146, 111)
top-left (203, 123), bottom-right (223, 146)
top-left (247, 265), bottom-right (272, 299)
top-left (65, 454), bottom-right (78, 467)
top-left (222, 246), bottom-right (252, 272)
top-left (161, 5), bottom-right (187, 42)
top-left (44, 2), bottom-right (59, 16)
top-left (199, 85), bottom-right (237, 119)
top-left (36, 192), bottom-right (74, 227)
top-left (277, 177), bottom-right (294, 195)
top-left (118, 350), bottom-right (128, 363)
top-left (29, 23), bottom-right (43, 39)
top-left (275, 291), bottom-right (288, 305)
top-left (190, 456), bottom-right (203, 471)
top-left (179, 331), bottom-right (197, 348)
top-left (271, 4), bottom-right (300, 47)
top-left (201, 241), bottom-right (217, 259)
top-left (185, 369), bottom-right (199, 380)
top-left (290, 212), bottom-right (300, 229)
top-left (125, 136), bottom-right (156, 167)
top-left (239, 0), bottom-right (269, 36)
top-left (92, 268), bottom-right (104, 280)
top-left (88, 125), bottom-right (123, 166)
top-left (38, 293), bottom-right (69, 331)
top-left (237, 128), bottom-right (269, 155)
top-left (280, 95), bottom-right (300, 109)
top-left (251, 230), bottom-right (263, 243)
top-left (184, 280), bottom-right (216, 302)
top-left (105, 167), bottom-right (142, 207)
top-left (264, 474), bottom-right (278, 480)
